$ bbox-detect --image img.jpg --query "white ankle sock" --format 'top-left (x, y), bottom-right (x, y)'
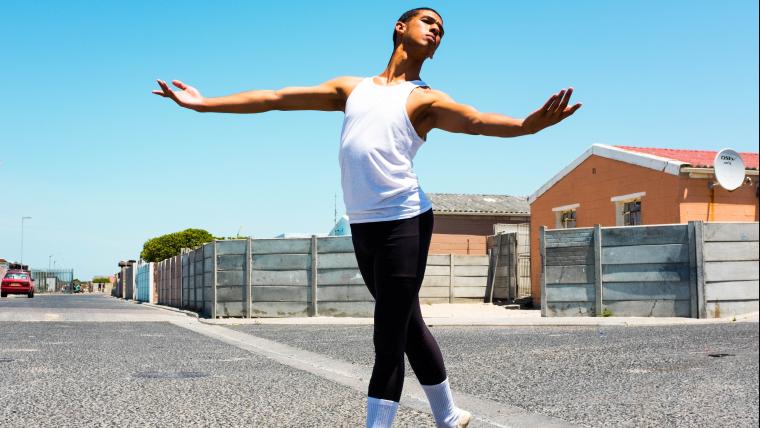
top-left (421, 378), bottom-right (461, 428)
top-left (366, 397), bottom-right (399, 428)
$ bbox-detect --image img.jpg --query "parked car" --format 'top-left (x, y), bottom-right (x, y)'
top-left (1, 269), bottom-right (35, 298)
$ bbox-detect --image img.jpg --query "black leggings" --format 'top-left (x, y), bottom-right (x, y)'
top-left (350, 208), bottom-right (447, 401)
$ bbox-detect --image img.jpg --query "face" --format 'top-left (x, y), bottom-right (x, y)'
top-left (397, 11), bottom-right (444, 58)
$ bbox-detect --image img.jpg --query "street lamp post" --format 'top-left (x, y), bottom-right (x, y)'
top-left (21, 216), bottom-right (32, 264)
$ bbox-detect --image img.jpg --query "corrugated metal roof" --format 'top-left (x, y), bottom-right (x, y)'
top-left (428, 193), bottom-right (530, 215)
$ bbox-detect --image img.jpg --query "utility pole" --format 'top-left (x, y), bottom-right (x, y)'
top-left (21, 216), bottom-right (31, 264)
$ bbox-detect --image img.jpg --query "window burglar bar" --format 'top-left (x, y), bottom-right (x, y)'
top-left (623, 200), bottom-right (641, 226)
top-left (561, 209), bottom-right (577, 228)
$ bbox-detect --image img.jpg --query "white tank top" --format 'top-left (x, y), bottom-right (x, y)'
top-left (339, 77), bottom-right (432, 224)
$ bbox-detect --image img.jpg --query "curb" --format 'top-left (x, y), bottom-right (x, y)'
top-left (124, 298), bottom-right (759, 327)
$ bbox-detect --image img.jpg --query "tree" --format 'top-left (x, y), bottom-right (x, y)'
top-left (140, 228), bottom-right (214, 262)
top-left (92, 276), bottom-right (111, 284)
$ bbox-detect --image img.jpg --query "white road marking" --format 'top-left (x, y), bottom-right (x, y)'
top-left (169, 318), bottom-right (578, 428)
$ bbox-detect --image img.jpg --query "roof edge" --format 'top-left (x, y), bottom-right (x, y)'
top-left (433, 210), bottom-right (530, 216)
top-left (528, 144), bottom-right (687, 203)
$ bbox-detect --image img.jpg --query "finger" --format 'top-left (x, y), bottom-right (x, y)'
top-left (541, 94), bottom-right (558, 111)
top-left (557, 87), bottom-right (573, 113)
top-left (562, 103), bottom-right (582, 119)
top-left (157, 80), bottom-right (177, 100)
top-left (172, 80), bottom-right (188, 90)
top-left (156, 79), bottom-right (169, 93)
top-left (552, 90), bottom-right (566, 115)
top-left (152, 90), bottom-right (167, 97)
top-left (545, 93), bottom-right (560, 112)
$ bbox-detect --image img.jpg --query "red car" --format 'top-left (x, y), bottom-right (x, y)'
top-left (1, 269), bottom-right (35, 298)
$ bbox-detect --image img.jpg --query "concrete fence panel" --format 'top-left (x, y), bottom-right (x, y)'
top-left (251, 238), bottom-right (312, 317)
top-left (316, 237), bottom-right (372, 317)
top-left (600, 224), bottom-right (692, 317)
top-left (699, 222), bottom-right (759, 318)
top-left (542, 221), bottom-right (759, 318)
top-left (421, 255), bottom-right (451, 303)
top-left (214, 240), bottom-right (246, 318)
top-left (152, 237), bottom-right (496, 318)
top-left (541, 227), bottom-right (597, 317)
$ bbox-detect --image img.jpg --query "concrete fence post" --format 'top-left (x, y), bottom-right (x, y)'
top-left (449, 253), bottom-right (454, 303)
top-left (593, 224), bottom-right (603, 317)
top-left (693, 221), bottom-right (706, 319)
top-left (212, 241), bottom-right (218, 319)
top-left (246, 237), bottom-right (252, 319)
top-left (688, 221), bottom-right (699, 318)
top-left (310, 235), bottom-right (318, 317)
top-left (539, 226), bottom-right (547, 317)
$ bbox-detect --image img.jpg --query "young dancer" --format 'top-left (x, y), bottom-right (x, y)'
top-left (154, 7), bottom-right (580, 427)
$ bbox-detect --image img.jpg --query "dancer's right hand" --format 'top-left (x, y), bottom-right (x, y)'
top-left (153, 79), bottom-right (206, 111)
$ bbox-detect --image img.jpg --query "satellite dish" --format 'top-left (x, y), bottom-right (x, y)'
top-left (713, 148), bottom-right (745, 191)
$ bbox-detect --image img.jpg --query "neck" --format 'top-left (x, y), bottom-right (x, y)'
top-left (378, 44), bottom-right (426, 84)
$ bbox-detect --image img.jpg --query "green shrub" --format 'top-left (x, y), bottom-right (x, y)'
top-left (140, 228), bottom-right (214, 262)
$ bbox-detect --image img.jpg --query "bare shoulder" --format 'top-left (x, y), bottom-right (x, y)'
top-left (411, 86), bottom-right (454, 104)
top-left (409, 87), bottom-right (454, 115)
top-left (326, 76), bottom-right (364, 97)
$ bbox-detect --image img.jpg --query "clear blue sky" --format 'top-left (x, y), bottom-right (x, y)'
top-left (1, 0), bottom-right (758, 280)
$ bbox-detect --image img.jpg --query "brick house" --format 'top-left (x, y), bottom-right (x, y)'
top-left (528, 144), bottom-right (759, 305)
top-left (427, 193), bottom-right (529, 255)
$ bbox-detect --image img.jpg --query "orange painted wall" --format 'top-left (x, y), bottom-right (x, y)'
top-left (430, 234), bottom-right (487, 255)
top-left (678, 178), bottom-right (759, 222)
top-left (528, 155), bottom-right (759, 306)
top-left (430, 214), bottom-right (529, 256)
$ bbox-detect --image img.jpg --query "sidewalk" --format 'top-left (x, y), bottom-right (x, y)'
top-left (194, 303), bottom-right (759, 327)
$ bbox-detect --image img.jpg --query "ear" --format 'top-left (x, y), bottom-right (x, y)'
top-left (395, 21), bottom-right (406, 40)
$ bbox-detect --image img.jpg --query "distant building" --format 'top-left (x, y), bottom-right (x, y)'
top-left (528, 144), bottom-right (759, 304)
top-left (0, 259), bottom-right (8, 280)
top-left (328, 215), bottom-right (350, 237)
top-left (274, 233), bottom-right (328, 239)
top-left (427, 193), bottom-right (530, 255)
top-left (324, 193), bottom-right (530, 255)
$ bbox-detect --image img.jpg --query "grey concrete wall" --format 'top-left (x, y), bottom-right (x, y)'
top-left (698, 223), bottom-right (759, 318)
top-left (541, 227), bottom-right (597, 316)
top-left (124, 265), bottom-right (135, 300)
top-left (422, 254), bottom-right (489, 304)
top-left (156, 255), bottom-right (182, 307)
top-left (156, 236), bottom-right (490, 318)
top-left (541, 222), bottom-right (759, 318)
top-left (600, 224), bottom-right (692, 317)
top-left (182, 245), bottom-right (210, 313)
top-left (215, 239), bottom-right (247, 317)
top-left (315, 237), bottom-right (374, 316)
top-left (251, 237), bottom-right (312, 317)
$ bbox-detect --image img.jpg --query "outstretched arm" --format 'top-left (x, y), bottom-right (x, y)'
top-left (428, 88), bottom-right (581, 137)
top-left (152, 77), bottom-right (359, 113)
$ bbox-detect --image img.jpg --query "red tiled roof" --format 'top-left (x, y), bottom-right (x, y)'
top-left (614, 146), bottom-right (759, 170)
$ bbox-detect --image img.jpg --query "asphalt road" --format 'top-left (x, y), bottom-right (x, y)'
top-left (234, 323), bottom-right (760, 427)
top-left (1, 294), bottom-right (758, 427)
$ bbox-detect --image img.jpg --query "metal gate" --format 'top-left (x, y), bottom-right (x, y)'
top-left (485, 224), bottom-right (532, 303)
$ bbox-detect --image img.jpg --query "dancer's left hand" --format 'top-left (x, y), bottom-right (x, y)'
top-left (523, 88), bottom-right (582, 134)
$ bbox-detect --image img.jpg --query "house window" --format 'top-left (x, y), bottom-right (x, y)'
top-left (560, 209), bottom-right (577, 228)
top-left (622, 200), bottom-right (641, 226)
top-left (552, 203), bottom-right (580, 228)
top-left (611, 192), bottom-right (645, 226)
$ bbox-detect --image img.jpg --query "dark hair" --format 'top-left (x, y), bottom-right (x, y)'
top-left (392, 7), bottom-right (442, 47)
